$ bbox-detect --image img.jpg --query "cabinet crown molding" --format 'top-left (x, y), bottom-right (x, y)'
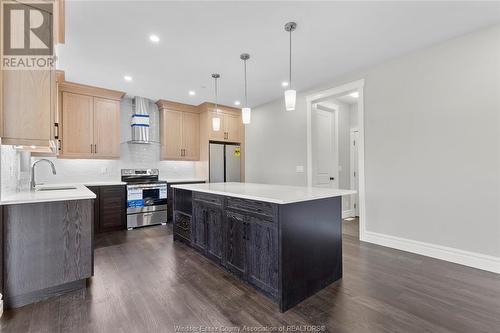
top-left (156, 100), bottom-right (198, 113)
top-left (198, 102), bottom-right (241, 115)
top-left (156, 100), bottom-right (241, 116)
top-left (58, 81), bottom-right (125, 101)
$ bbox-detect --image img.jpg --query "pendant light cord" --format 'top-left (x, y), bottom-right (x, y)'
top-left (244, 59), bottom-right (248, 107)
top-left (289, 29), bottom-right (292, 88)
top-left (214, 76), bottom-right (218, 114)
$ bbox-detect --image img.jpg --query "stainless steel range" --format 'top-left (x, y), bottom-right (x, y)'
top-left (121, 169), bottom-right (168, 229)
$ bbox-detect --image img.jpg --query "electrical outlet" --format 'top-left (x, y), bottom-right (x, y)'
top-left (296, 165), bottom-right (304, 173)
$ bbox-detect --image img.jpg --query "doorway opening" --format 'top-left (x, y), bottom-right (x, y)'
top-left (306, 79), bottom-right (366, 240)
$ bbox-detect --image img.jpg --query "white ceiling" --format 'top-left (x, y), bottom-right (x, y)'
top-left (58, 1), bottom-right (500, 108)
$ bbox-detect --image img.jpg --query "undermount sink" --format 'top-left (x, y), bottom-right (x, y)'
top-left (36, 186), bottom-right (77, 191)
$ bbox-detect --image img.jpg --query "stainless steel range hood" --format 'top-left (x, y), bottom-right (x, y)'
top-left (129, 97), bottom-right (151, 144)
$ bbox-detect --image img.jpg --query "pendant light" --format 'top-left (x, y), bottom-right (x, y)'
top-left (240, 53), bottom-right (251, 124)
top-left (211, 73), bottom-right (221, 131)
top-left (284, 22), bottom-right (297, 111)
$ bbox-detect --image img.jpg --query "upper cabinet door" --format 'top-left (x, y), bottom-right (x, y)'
top-left (208, 112), bottom-right (226, 141)
top-left (161, 110), bottom-right (183, 160)
top-left (182, 112), bottom-right (200, 160)
top-left (2, 70), bottom-right (54, 145)
top-left (225, 113), bottom-right (242, 143)
top-left (61, 92), bottom-right (93, 157)
top-left (93, 98), bottom-right (120, 159)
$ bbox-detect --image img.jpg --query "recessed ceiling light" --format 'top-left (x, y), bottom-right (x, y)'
top-left (350, 91), bottom-right (359, 98)
top-left (149, 34), bottom-right (160, 43)
top-left (281, 81), bottom-right (289, 87)
top-left (188, 90), bottom-right (196, 96)
top-left (234, 101), bottom-right (241, 106)
top-left (124, 75), bottom-right (133, 82)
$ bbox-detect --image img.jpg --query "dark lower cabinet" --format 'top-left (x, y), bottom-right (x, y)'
top-left (192, 201), bottom-right (207, 252)
top-left (206, 207), bottom-right (223, 262)
top-left (192, 200), bottom-right (224, 264)
top-left (246, 216), bottom-right (279, 297)
top-left (167, 181), bottom-right (205, 222)
top-left (225, 211), bottom-right (247, 277)
top-left (88, 185), bottom-right (126, 234)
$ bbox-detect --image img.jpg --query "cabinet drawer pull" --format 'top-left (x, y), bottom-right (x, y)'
top-left (90, 144), bottom-right (93, 153)
top-left (94, 144), bottom-right (97, 154)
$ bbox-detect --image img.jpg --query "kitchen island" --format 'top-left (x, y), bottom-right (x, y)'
top-left (172, 182), bottom-right (355, 312)
top-left (0, 185), bottom-right (95, 308)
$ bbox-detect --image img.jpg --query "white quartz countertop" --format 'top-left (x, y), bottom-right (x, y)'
top-left (0, 184), bottom-right (96, 206)
top-left (171, 182), bottom-right (356, 204)
top-left (161, 178), bottom-right (206, 184)
top-left (79, 181), bottom-right (126, 186)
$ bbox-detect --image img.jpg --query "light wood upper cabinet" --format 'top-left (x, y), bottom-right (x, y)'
top-left (182, 111), bottom-right (200, 160)
top-left (207, 111), bottom-right (242, 143)
top-left (0, 1), bottom-right (62, 149)
top-left (161, 110), bottom-right (183, 160)
top-left (1, 70), bottom-right (55, 146)
top-left (225, 113), bottom-right (242, 143)
top-left (157, 100), bottom-right (200, 161)
top-left (59, 82), bottom-right (124, 159)
top-left (61, 92), bottom-right (93, 157)
top-left (93, 98), bottom-right (120, 159)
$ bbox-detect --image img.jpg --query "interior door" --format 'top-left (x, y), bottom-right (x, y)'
top-left (181, 112), bottom-right (200, 160)
top-left (93, 98), bottom-right (120, 159)
top-left (312, 107), bottom-right (337, 188)
top-left (209, 143), bottom-right (225, 183)
top-left (161, 110), bottom-right (182, 160)
top-left (61, 92), bottom-right (93, 157)
top-left (225, 145), bottom-right (241, 182)
top-left (351, 130), bottom-right (360, 216)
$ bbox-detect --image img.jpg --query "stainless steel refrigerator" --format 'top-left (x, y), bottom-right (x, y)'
top-left (209, 143), bottom-right (241, 182)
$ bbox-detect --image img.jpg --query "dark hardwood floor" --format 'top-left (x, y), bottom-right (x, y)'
top-left (1, 219), bottom-right (499, 333)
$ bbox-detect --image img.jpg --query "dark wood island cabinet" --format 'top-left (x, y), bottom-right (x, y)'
top-left (172, 183), bottom-right (352, 312)
top-left (87, 185), bottom-right (126, 233)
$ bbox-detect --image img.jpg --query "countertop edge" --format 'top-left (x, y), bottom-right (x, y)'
top-left (171, 185), bottom-right (355, 205)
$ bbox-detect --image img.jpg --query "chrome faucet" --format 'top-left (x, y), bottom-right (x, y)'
top-left (30, 159), bottom-right (57, 190)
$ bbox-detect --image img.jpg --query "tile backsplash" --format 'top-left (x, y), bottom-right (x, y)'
top-left (0, 96), bottom-right (201, 193)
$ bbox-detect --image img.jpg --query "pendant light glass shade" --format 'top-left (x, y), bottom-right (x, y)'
top-left (242, 107), bottom-right (251, 124)
top-left (240, 53), bottom-right (251, 124)
top-left (211, 73), bottom-right (221, 131)
top-left (284, 22), bottom-right (297, 112)
top-left (212, 116), bottom-right (221, 131)
top-left (284, 89), bottom-right (296, 111)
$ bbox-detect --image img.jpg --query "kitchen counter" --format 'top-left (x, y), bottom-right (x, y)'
top-left (172, 182), bottom-right (349, 311)
top-left (0, 184), bottom-right (96, 205)
top-left (162, 178), bottom-right (206, 183)
top-left (171, 182), bottom-right (355, 204)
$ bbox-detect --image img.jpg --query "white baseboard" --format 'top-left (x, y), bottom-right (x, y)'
top-left (342, 209), bottom-right (355, 219)
top-left (363, 231), bottom-right (500, 274)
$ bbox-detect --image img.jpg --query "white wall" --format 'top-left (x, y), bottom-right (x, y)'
top-left (246, 25), bottom-right (500, 259)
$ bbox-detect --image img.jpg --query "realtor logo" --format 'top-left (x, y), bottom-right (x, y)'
top-left (2, 0), bottom-right (55, 69)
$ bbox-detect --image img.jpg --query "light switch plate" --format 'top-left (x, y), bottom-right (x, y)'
top-left (296, 165), bottom-right (304, 173)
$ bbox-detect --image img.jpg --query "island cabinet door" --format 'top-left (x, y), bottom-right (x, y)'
top-left (206, 207), bottom-right (224, 263)
top-left (246, 217), bottom-right (279, 297)
top-left (192, 201), bottom-right (207, 252)
top-left (224, 211), bottom-right (247, 277)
